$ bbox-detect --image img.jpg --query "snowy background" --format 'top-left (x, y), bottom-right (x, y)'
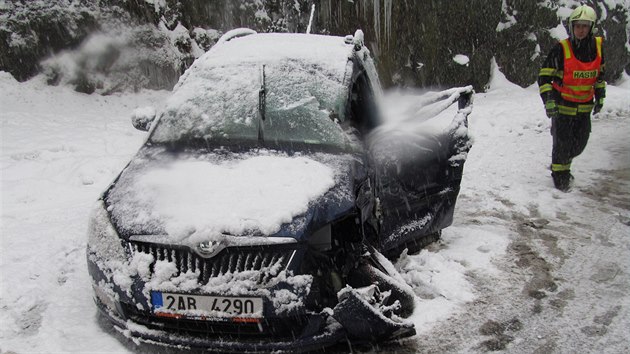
top-left (1, 2), bottom-right (630, 349)
top-left (2, 57), bottom-right (629, 352)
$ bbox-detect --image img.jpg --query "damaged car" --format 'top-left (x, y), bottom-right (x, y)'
top-left (87, 28), bottom-right (473, 352)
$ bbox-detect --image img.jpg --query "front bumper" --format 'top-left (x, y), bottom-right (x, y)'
top-left (87, 213), bottom-right (415, 352)
top-left (87, 237), bottom-right (346, 353)
top-left (94, 296), bottom-right (346, 353)
top-left (90, 263), bottom-right (415, 352)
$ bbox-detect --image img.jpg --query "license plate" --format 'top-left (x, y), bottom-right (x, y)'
top-left (151, 291), bottom-right (263, 318)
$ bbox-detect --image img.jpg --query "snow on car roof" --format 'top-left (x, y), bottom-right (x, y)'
top-left (194, 31), bottom-right (353, 77)
top-left (174, 29), bottom-right (353, 97)
top-left (172, 31), bottom-right (354, 95)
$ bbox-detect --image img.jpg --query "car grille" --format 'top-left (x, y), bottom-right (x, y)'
top-left (129, 242), bottom-right (296, 284)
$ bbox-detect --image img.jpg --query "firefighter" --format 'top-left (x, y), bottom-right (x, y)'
top-left (538, 4), bottom-right (606, 191)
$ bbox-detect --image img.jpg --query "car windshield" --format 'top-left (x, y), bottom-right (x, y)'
top-left (150, 59), bottom-right (355, 152)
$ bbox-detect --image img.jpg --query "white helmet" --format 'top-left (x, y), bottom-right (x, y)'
top-left (568, 5), bottom-right (597, 38)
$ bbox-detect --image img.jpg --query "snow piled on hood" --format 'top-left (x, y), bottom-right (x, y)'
top-left (107, 152), bottom-right (336, 242)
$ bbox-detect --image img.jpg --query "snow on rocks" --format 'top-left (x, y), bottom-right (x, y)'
top-left (453, 54), bottom-right (470, 66)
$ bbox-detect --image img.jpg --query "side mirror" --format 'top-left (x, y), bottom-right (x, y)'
top-left (131, 106), bottom-right (156, 132)
top-left (457, 89), bottom-right (473, 110)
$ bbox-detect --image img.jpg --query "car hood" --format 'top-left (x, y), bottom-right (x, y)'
top-left (104, 146), bottom-right (361, 245)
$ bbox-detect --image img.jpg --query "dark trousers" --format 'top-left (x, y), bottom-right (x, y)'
top-left (551, 113), bottom-right (591, 169)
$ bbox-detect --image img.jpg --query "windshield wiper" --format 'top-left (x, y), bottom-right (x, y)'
top-left (258, 64), bottom-right (266, 143)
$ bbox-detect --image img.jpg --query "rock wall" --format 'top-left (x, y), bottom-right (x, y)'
top-left (314, 0), bottom-right (630, 90)
top-left (314, 0), bottom-right (501, 90)
top-left (1, 0), bottom-right (628, 94)
top-left (0, 1), bottom-right (100, 82)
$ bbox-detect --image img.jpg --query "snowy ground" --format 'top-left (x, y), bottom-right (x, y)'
top-left (1, 68), bottom-right (629, 353)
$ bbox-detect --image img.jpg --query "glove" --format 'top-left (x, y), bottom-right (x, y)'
top-left (593, 103), bottom-right (603, 115)
top-left (545, 100), bottom-right (559, 119)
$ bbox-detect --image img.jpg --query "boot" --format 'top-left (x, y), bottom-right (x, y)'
top-left (552, 171), bottom-right (573, 192)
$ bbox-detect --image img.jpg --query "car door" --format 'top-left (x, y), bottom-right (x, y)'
top-left (343, 51), bottom-right (472, 256)
top-left (366, 85), bottom-right (473, 256)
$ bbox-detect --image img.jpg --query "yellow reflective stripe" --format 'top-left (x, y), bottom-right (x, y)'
top-left (566, 85), bottom-right (594, 91)
top-left (594, 81), bottom-right (606, 89)
top-left (539, 83), bottom-right (553, 94)
top-left (552, 163), bottom-right (571, 172)
top-left (558, 105), bottom-right (577, 115)
top-left (545, 100), bottom-right (557, 109)
top-left (560, 39), bottom-right (571, 59)
top-left (598, 98), bottom-right (605, 105)
top-left (578, 104), bottom-right (594, 113)
top-left (561, 92), bottom-right (592, 101)
top-left (539, 68), bottom-right (556, 76)
top-left (595, 36), bottom-right (602, 58)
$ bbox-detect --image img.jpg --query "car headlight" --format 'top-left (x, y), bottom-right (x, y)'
top-left (87, 200), bottom-right (131, 316)
top-left (87, 200), bottom-right (127, 265)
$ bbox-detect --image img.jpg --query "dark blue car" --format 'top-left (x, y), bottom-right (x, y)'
top-left (87, 28), bottom-right (473, 352)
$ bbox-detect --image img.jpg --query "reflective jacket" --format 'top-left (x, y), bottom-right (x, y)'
top-left (552, 37), bottom-right (602, 102)
top-left (538, 35), bottom-right (606, 115)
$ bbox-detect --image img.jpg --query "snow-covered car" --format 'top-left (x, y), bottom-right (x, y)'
top-left (87, 28), bottom-right (473, 352)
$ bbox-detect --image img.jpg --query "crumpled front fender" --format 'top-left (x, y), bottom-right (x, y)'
top-left (333, 285), bottom-right (415, 340)
top-left (332, 248), bottom-right (416, 341)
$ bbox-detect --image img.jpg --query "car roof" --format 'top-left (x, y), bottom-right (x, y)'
top-left (174, 31), bottom-right (356, 91)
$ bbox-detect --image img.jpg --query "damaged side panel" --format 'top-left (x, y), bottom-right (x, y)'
top-left (369, 87), bottom-right (473, 255)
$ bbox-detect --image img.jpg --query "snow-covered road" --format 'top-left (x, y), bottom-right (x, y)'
top-left (1, 69), bottom-right (629, 353)
top-left (393, 71), bottom-right (630, 353)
